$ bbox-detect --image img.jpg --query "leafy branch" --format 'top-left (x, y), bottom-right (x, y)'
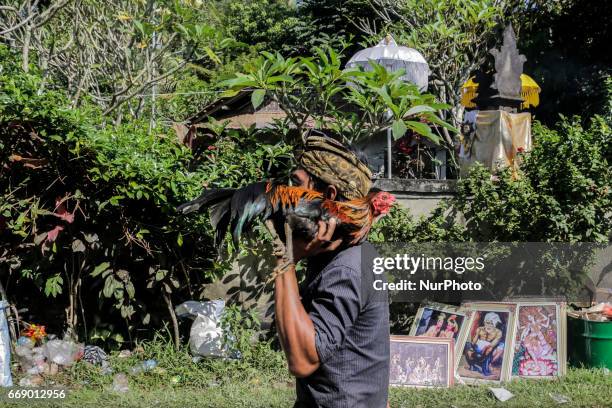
top-left (219, 46), bottom-right (456, 145)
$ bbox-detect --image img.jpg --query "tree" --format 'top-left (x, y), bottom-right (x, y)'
top-left (287, 0), bottom-right (372, 55)
top-left (356, 0), bottom-right (511, 138)
top-left (0, 0), bottom-right (71, 72)
top-left (220, 47), bottom-right (455, 146)
top-left (215, 0), bottom-right (300, 52)
top-left (0, 44), bottom-right (293, 342)
top-left (516, 0), bottom-right (612, 125)
top-left (0, 0), bottom-right (226, 120)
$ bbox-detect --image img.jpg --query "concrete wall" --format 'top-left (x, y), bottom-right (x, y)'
top-left (373, 179), bottom-right (457, 218)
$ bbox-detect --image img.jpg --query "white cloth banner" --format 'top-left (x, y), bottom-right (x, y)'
top-left (0, 301), bottom-right (13, 387)
top-left (460, 110), bottom-right (532, 175)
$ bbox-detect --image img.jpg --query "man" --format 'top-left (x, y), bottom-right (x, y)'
top-left (465, 312), bottom-right (504, 377)
top-left (273, 135), bottom-right (390, 408)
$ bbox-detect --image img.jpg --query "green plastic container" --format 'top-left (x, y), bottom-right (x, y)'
top-left (567, 315), bottom-right (612, 369)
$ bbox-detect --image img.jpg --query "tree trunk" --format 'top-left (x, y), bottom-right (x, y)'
top-left (0, 278), bottom-right (7, 302)
top-left (163, 291), bottom-right (180, 350)
top-left (21, 24), bottom-right (31, 72)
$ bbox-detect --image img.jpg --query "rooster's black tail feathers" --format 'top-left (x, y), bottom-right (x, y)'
top-left (177, 188), bottom-right (235, 246)
top-left (177, 188), bottom-right (235, 215)
top-left (177, 182), bottom-right (273, 247)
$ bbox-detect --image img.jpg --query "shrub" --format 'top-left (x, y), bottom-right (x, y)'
top-left (0, 45), bottom-right (291, 346)
top-left (455, 117), bottom-right (610, 242)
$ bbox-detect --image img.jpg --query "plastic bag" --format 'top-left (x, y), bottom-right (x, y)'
top-left (43, 339), bottom-right (84, 366)
top-left (82, 345), bottom-right (108, 366)
top-left (111, 373), bottom-right (129, 393)
top-left (0, 301), bottom-right (12, 387)
top-left (130, 359), bottom-right (157, 374)
top-left (175, 300), bottom-right (230, 358)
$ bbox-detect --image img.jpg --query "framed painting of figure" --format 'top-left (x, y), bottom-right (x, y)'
top-left (389, 336), bottom-right (454, 388)
top-left (456, 303), bottom-right (516, 384)
top-left (511, 302), bottom-right (566, 379)
top-left (409, 302), bottom-right (471, 368)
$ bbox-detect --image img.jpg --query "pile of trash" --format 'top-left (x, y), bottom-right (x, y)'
top-left (568, 303), bottom-right (612, 322)
top-left (13, 324), bottom-right (164, 391)
top-left (14, 324), bottom-right (85, 386)
top-left (3, 299), bottom-right (238, 390)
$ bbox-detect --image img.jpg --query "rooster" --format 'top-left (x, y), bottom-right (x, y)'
top-left (178, 181), bottom-right (395, 279)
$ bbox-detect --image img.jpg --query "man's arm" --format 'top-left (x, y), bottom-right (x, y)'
top-left (274, 219), bottom-right (343, 378)
top-left (489, 329), bottom-right (502, 349)
top-left (275, 265), bottom-right (320, 378)
top-left (472, 328), bottom-right (482, 344)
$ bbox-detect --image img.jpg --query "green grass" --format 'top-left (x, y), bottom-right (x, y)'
top-left (3, 336), bottom-right (611, 408)
top-left (389, 368), bottom-right (612, 408)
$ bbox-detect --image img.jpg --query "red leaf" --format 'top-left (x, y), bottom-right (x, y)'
top-left (46, 225), bottom-right (64, 242)
top-left (54, 197), bottom-right (75, 224)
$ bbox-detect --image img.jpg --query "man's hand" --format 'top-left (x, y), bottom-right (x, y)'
top-left (290, 219), bottom-right (343, 262)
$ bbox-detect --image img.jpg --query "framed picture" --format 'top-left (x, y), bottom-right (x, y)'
top-left (409, 302), bottom-right (471, 368)
top-left (409, 302), bottom-right (470, 341)
top-left (511, 302), bottom-right (567, 379)
top-left (389, 336), bottom-right (454, 388)
top-left (462, 299), bottom-right (567, 379)
top-left (456, 303), bottom-right (516, 384)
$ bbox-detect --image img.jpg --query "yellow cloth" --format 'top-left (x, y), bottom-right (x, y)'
top-left (460, 74), bottom-right (541, 109)
top-left (459, 110), bottom-right (532, 176)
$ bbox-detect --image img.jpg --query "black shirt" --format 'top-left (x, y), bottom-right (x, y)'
top-left (295, 242), bottom-right (390, 408)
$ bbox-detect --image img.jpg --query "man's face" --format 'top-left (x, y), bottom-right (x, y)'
top-left (484, 320), bottom-right (495, 333)
top-left (291, 168), bottom-right (338, 201)
top-left (290, 168), bottom-right (315, 190)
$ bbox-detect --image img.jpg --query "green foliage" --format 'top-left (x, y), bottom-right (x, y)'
top-left (285, 0), bottom-right (373, 54)
top-left (220, 46), bottom-right (456, 144)
top-left (154, 68), bottom-right (218, 122)
top-left (455, 117), bottom-right (610, 242)
top-left (0, 0), bottom-right (229, 118)
top-left (219, 0), bottom-right (300, 51)
top-left (362, 0), bottom-right (511, 129)
top-left (517, 0), bottom-right (612, 125)
top-left (44, 274), bottom-right (64, 298)
top-left (198, 130), bottom-right (293, 188)
top-left (366, 108), bottom-right (610, 251)
top-left (371, 114), bottom-right (611, 244)
top-left (369, 203), bottom-right (466, 243)
top-left (0, 45), bottom-right (291, 341)
top-left (219, 304), bottom-right (279, 367)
